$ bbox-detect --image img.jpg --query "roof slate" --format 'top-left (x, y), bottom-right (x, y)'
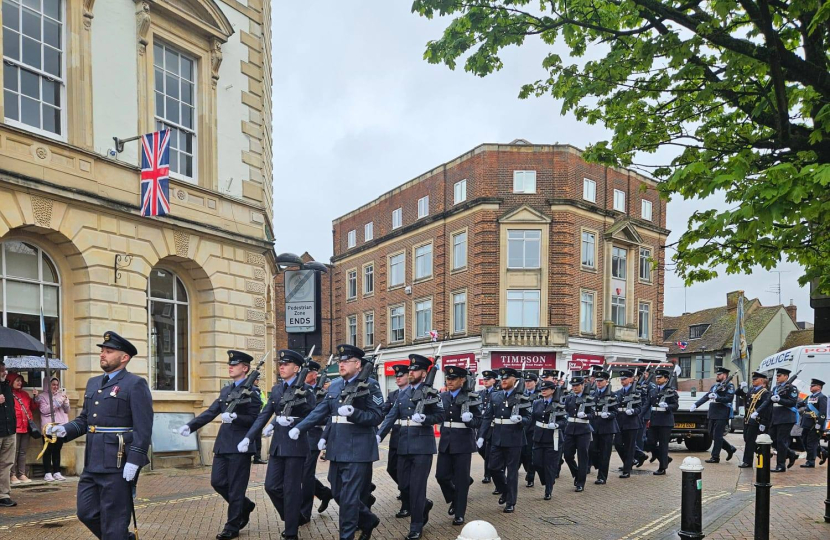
top-left (779, 329), bottom-right (816, 351)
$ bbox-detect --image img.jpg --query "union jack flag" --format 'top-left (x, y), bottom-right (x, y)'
top-left (140, 129), bottom-right (171, 217)
top-left (676, 341), bottom-right (688, 350)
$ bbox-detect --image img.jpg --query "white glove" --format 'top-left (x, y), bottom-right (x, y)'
top-left (708, 392), bottom-right (717, 400)
top-left (659, 402), bottom-right (668, 408)
top-left (510, 414), bottom-right (522, 424)
top-left (276, 416), bottom-right (294, 427)
top-left (759, 425), bottom-right (766, 432)
top-left (318, 438), bottom-right (326, 451)
top-left (771, 394), bottom-right (781, 402)
top-left (547, 421), bottom-right (558, 429)
top-left (461, 412), bottom-right (473, 422)
top-left (338, 405), bottom-right (355, 416)
top-left (625, 409), bottom-right (634, 416)
top-left (237, 438), bottom-right (250, 453)
top-left (376, 434), bottom-right (382, 445)
top-left (600, 412), bottom-right (610, 419)
top-left (288, 427), bottom-right (300, 440)
top-left (476, 438), bottom-right (484, 449)
top-left (123, 463), bottom-right (139, 482)
top-left (750, 412), bottom-right (759, 420)
top-left (221, 412), bottom-right (237, 424)
top-left (46, 425), bottom-right (67, 438)
top-left (178, 425), bottom-right (191, 437)
top-left (741, 381), bottom-right (748, 389)
top-left (577, 411), bottom-right (587, 419)
top-left (262, 423), bottom-right (275, 437)
top-left (412, 413), bottom-right (426, 423)
top-left (690, 405), bottom-right (697, 412)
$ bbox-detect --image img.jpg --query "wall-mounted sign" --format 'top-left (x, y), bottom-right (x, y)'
top-left (491, 352), bottom-right (556, 369)
top-left (285, 270), bottom-right (315, 332)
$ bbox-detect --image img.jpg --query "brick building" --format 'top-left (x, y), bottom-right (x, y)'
top-left (330, 141), bottom-right (669, 395)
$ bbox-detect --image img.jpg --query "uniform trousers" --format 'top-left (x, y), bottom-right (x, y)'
top-left (742, 424), bottom-right (760, 465)
top-left (770, 423), bottom-right (796, 468)
top-left (593, 433), bottom-right (615, 481)
top-left (489, 445), bottom-right (522, 505)
top-left (387, 445), bottom-right (399, 485)
top-left (211, 454), bottom-right (254, 534)
top-left (477, 438), bottom-right (495, 479)
top-left (802, 427), bottom-right (821, 462)
top-left (300, 449), bottom-right (333, 519)
top-left (532, 445), bottom-right (561, 495)
top-left (648, 426), bottom-right (672, 470)
top-left (521, 440), bottom-right (535, 482)
top-left (329, 461), bottom-right (377, 540)
top-left (709, 419), bottom-right (736, 458)
top-left (398, 454), bottom-right (433, 533)
top-left (614, 429), bottom-right (640, 474)
top-left (265, 455), bottom-right (305, 536)
top-left (435, 452), bottom-right (472, 518)
top-left (77, 470), bottom-right (132, 539)
top-left (563, 432), bottom-right (590, 487)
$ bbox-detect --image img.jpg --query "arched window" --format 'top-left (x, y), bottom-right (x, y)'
top-left (148, 268), bottom-right (189, 391)
top-left (0, 241), bottom-right (61, 388)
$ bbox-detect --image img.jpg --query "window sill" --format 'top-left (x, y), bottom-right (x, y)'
top-left (413, 276), bottom-right (434, 285)
top-left (506, 267), bottom-right (541, 271)
top-left (451, 266), bottom-right (468, 275)
top-left (363, 292), bottom-right (375, 299)
top-left (346, 297), bottom-right (357, 303)
top-left (150, 391), bottom-right (205, 403)
top-left (581, 266), bottom-right (597, 273)
top-left (388, 284), bottom-right (405, 292)
top-left (451, 331), bottom-right (467, 337)
top-left (412, 337), bottom-right (432, 344)
top-left (638, 279), bottom-right (653, 286)
top-left (579, 332), bottom-right (597, 338)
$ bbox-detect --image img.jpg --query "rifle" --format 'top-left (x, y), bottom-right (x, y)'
top-left (226, 350), bottom-right (271, 415)
top-left (773, 369), bottom-right (802, 395)
top-left (314, 354), bottom-right (333, 401)
top-left (340, 344), bottom-right (382, 406)
top-left (658, 365), bottom-right (680, 402)
top-left (456, 358), bottom-right (482, 416)
top-left (281, 346), bottom-right (314, 417)
top-left (715, 372), bottom-right (737, 393)
top-left (412, 342), bottom-right (442, 416)
top-left (509, 362), bottom-right (533, 417)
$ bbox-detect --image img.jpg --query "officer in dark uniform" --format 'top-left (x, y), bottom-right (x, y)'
top-left (614, 370), bottom-right (645, 478)
top-left (378, 354), bottom-right (443, 540)
top-left (477, 367), bottom-right (531, 513)
top-left (299, 360), bottom-right (334, 521)
top-left (691, 366), bottom-right (737, 463)
top-left (435, 365), bottom-right (482, 526)
top-left (797, 379), bottom-right (828, 467)
top-left (520, 371), bottom-right (540, 487)
top-left (562, 376), bottom-right (593, 492)
top-left (291, 344), bottom-right (383, 540)
top-left (637, 366), bottom-right (658, 460)
top-left (179, 350), bottom-right (260, 539)
top-left (647, 369), bottom-right (679, 475)
top-left (476, 370), bottom-right (500, 484)
top-left (385, 363), bottom-right (410, 509)
top-left (590, 371), bottom-right (619, 484)
top-left (738, 372), bottom-right (771, 467)
top-left (238, 349), bottom-right (315, 540)
top-left (47, 331), bottom-right (153, 540)
top-left (756, 368), bottom-right (800, 471)
top-left (531, 380), bottom-right (563, 500)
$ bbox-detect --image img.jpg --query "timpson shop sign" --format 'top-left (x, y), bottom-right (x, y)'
top-left (490, 352), bottom-right (556, 369)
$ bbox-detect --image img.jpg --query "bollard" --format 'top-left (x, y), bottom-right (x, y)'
top-left (825, 441), bottom-right (829, 523)
top-left (678, 456), bottom-right (705, 540)
top-left (456, 520), bottom-right (501, 540)
top-left (754, 434), bottom-right (772, 540)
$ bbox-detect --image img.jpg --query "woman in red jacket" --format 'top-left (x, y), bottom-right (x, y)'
top-left (9, 374), bottom-right (34, 484)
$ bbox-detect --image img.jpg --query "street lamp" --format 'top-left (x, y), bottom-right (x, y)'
top-left (275, 252), bottom-right (304, 269)
top-left (302, 261), bottom-right (328, 274)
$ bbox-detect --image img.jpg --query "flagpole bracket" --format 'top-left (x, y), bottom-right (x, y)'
top-left (114, 254), bottom-right (133, 284)
top-left (113, 135), bottom-right (142, 154)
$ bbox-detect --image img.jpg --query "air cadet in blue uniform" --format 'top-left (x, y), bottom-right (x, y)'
top-left (531, 380), bottom-right (563, 500)
top-left (47, 332), bottom-right (153, 540)
top-left (520, 371), bottom-right (540, 487)
top-left (236, 349), bottom-right (315, 540)
top-left (647, 369), bottom-right (679, 475)
top-left (476, 370), bottom-right (500, 484)
top-left (179, 350), bottom-right (261, 540)
top-left (435, 365), bottom-right (482, 526)
top-left (614, 369), bottom-right (645, 478)
top-left (738, 371), bottom-right (771, 467)
top-left (562, 376), bottom-right (594, 492)
top-left (637, 366), bottom-right (658, 459)
top-left (756, 368), bottom-right (801, 471)
top-left (690, 366), bottom-right (737, 463)
top-left (590, 371), bottom-right (619, 484)
top-left (385, 363), bottom-right (410, 510)
top-left (477, 367), bottom-right (532, 513)
top-left (299, 360), bottom-right (334, 520)
top-left (378, 354), bottom-right (443, 540)
top-left (797, 379), bottom-right (828, 467)
top-left (290, 344), bottom-right (383, 540)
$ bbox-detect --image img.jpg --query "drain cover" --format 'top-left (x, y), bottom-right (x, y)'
top-left (540, 516), bottom-right (578, 525)
top-left (41, 523), bottom-right (64, 528)
top-left (24, 487), bottom-right (61, 493)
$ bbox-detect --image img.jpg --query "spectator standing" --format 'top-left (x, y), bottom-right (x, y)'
top-left (10, 374), bottom-right (34, 483)
top-left (0, 360), bottom-right (17, 507)
top-left (34, 377), bottom-right (70, 480)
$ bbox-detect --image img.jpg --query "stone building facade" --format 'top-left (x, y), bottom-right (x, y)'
top-left (331, 142), bottom-right (669, 395)
top-left (0, 0), bottom-right (275, 470)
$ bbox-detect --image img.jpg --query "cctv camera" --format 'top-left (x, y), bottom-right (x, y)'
top-left (107, 148), bottom-right (118, 157)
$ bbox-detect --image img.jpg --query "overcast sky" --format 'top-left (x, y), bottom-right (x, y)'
top-left (271, 1), bottom-right (814, 323)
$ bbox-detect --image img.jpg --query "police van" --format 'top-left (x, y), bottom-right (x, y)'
top-left (758, 344), bottom-right (830, 435)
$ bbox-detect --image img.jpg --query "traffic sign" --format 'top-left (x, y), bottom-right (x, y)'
top-left (285, 270), bottom-right (316, 332)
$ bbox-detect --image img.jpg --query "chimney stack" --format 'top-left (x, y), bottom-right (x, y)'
top-left (727, 290), bottom-right (743, 310)
top-left (785, 300), bottom-right (797, 323)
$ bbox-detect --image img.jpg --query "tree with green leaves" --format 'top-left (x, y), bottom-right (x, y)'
top-left (412, 0), bottom-right (830, 293)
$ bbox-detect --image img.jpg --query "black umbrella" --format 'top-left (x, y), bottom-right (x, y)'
top-left (0, 326), bottom-right (50, 357)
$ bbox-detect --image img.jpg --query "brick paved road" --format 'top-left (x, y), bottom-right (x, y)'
top-left (2, 434), bottom-right (828, 539)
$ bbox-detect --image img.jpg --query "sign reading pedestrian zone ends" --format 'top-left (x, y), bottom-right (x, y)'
top-left (285, 269), bottom-right (316, 333)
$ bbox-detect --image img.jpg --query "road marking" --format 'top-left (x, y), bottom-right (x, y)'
top-left (617, 491), bottom-right (730, 540)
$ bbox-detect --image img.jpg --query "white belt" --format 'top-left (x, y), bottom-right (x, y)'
top-left (398, 420), bottom-right (424, 427)
top-left (568, 418), bottom-right (589, 424)
top-left (394, 419), bottom-right (403, 425)
top-left (653, 407), bottom-right (667, 412)
top-left (443, 422), bottom-right (469, 429)
top-left (493, 418), bottom-right (516, 425)
top-left (773, 403), bottom-right (785, 408)
top-left (331, 416), bottom-right (351, 424)
top-left (535, 421), bottom-right (557, 430)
